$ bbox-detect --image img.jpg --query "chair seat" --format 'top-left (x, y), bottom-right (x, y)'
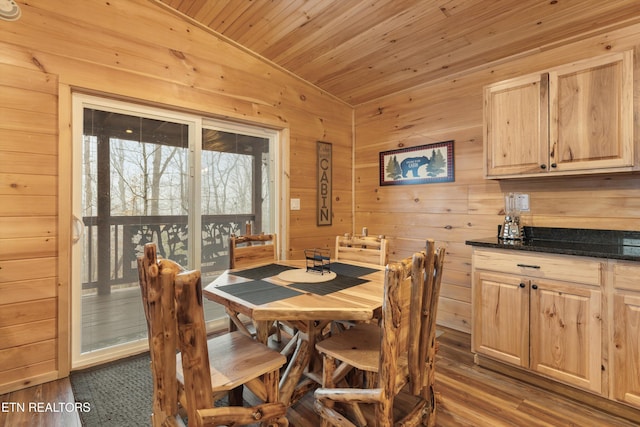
top-left (176, 331), bottom-right (286, 392)
top-left (315, 323), bottom-right (381, 372)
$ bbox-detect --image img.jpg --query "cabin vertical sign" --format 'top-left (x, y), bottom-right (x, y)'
top-left (317, 141), bottom-right (332, 225)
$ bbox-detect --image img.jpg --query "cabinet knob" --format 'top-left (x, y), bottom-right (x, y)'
top-left (519, 283), bottom-right (526, 288)
top-left (550, 163), bottom-right (557, 168)
top-left (532, 284), bottom-right (538, 290)
top-left (540, 164), bottom-right (547, 169)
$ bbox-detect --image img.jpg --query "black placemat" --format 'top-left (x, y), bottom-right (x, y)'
top-left (231, 263), bottom-right (297, 280)
top-left (218, 280), bottom-right (303, 305)
top-left (329, 262), bottom-right (379, 278)
top-left (289, 274), bottom-right (368, 296)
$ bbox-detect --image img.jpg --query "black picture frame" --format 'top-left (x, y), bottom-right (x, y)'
top-left (379, 140), bottom-right (454, 186)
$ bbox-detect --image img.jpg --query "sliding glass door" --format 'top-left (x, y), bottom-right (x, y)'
top-left (71, 95), bottom-right (280, 368)
top-left (199, 119), bottom-right (276, 286)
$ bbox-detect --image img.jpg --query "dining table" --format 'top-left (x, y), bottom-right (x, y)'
top-left (203, 258), bottom-right (385, 405)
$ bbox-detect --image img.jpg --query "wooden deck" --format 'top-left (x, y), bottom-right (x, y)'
top-left (2, 327), bottom-right (639, 426)
top-left (81, 273), bottom-right (226, 353)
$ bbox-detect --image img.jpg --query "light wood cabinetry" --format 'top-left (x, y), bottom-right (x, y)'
top-left (484, 51), bottom-right (634, 178)
top-left (529, 277), bottom-right (602, 392)
top-left (473, 271), bottom-right (529, 367)
top-left (484, 73), bottom-right (548, 177)
top-left (472, 249), bottom-right (603, 393)
top-left (610, 261), bottom-right (640, 408)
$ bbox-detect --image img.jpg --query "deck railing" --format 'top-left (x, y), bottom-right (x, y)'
top-left (81, 214), bottom-right (254, 294)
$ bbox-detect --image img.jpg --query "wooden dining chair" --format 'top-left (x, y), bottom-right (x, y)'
top-left (229, 233), bottom-right (278, 269)
top-left (331, 234), bottom-right (388, 333)
top-left (226, 233), bottom-right (288, 342)
top-left (335, 234), bottom-right (388, 266)
top-left (137, 242), bottom-right (289, 427)
top-left (314, 240), bottom-right (445, 427)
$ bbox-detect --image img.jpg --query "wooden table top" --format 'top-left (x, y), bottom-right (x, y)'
top-left (203, 259), bottom-right (385, 322)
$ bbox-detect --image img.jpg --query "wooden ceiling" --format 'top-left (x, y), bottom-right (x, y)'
top-left (156, 0), bottom-right (640, 106)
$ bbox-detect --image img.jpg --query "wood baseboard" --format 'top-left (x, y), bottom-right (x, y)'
top-left (474, 354), bottom-right (640, 424)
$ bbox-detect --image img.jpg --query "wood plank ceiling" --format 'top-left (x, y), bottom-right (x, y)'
top-left (156, 0), bottom-right (640, 106)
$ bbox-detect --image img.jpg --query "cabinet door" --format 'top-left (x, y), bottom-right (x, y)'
top-left (612, 291), bottom-right (640, 408)
top-left (529, 279), bottom-right (602, 393)
top-left (549, 51), bottom-right (633, 172)
top-left (472, 271), bottom-right (529, 367)
top-left (484, 73), bottom-right (548, 177)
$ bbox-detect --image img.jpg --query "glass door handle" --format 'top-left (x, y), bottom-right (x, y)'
top-left (72, 215), bottom-right (84, 244)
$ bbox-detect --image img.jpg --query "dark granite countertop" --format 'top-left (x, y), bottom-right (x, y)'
top-left (465, 227), bottom-right (640, 262)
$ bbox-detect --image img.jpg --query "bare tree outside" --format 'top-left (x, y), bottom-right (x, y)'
top-left (80, 109), bottom-right (271, 275)
top-left (201, 149), bottom-right (253, 215)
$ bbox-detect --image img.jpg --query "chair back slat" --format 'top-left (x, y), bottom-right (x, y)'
top-left (422, 245), bottom-right (446, 403)
top-left (174, 268), bottom-right (214, 424)
top-left (377, 255), bottom-right (417, 424)
top-left (393, 255), bottom-right (416, 358)
top-left (408, 242), bottom-right (430, 394)
top-left (230, 233), bottom-right (277, 268)
top-left (137, 243), bottom-right (182, 423)
top-left (335, 234), bottom-right (388, 265)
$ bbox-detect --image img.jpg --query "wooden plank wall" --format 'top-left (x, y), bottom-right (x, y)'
top-left (354, 24), bottom-right (640, 333)
top-left (0, 62), bottom-right (60, 393)
top-left (0, 0), bottom-right (352, 393)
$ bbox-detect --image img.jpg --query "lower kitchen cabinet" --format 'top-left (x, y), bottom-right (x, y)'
top-left (529, 278), bottom-right (601, 392)
top-left (472, 249), bottom-right (603, 394)
top-left (611, 261), bottom-right (640, 408)
top-left (472, 271), bottom-right (529, 367)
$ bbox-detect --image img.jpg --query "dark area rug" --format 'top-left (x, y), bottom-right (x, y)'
top-left (70, 352), bottom-right (246, 426)
top-left (70, 352), bottom-right (153, 427)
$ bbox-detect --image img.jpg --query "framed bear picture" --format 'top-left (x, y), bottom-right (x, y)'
top-left (379, 140), bottom-right (454, 186)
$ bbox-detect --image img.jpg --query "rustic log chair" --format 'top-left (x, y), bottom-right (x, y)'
top-left (314, 240), bottom-right (445, 427)
top-left (335, 234), bottom-right (389, 266)
top-left (226, 233), bottom-right (290, 343)
top-left (229, 233), bottom-right (278, 269)
top-left (137, 242), bottom-right (289, 427)
top-left (332, 234), bottom-right (389, 333)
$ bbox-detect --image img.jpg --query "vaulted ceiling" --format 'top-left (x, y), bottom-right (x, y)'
top-left (156, 0), bottom-right (640, 106)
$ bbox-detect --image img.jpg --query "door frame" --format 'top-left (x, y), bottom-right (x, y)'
top-left (68, 92), bottom-right (287, 369)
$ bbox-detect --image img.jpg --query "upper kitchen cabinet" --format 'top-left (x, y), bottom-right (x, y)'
top-left (484, 51), bottom-right (634, 179)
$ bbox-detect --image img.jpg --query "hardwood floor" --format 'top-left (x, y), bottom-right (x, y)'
top-left (286, 328), bottom-right (640, 427)
top-left (0, 378), bottom-right (81, 427)
top-left (1, 327), bottom-right (638, 426)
